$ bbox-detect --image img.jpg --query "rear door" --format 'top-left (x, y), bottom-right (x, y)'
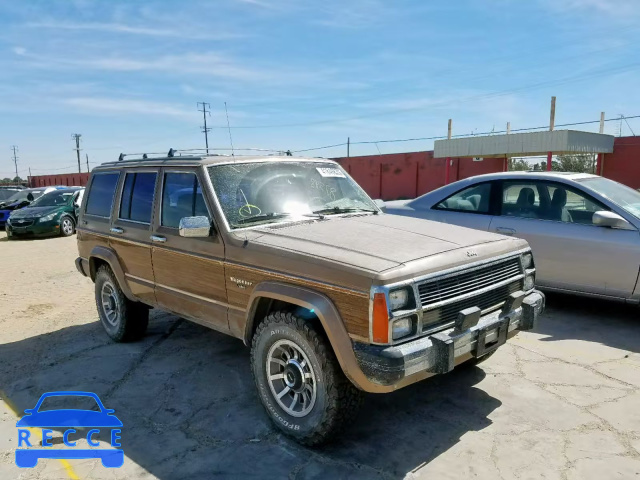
top-left (110, 169), bottom-right (158, 304)
top-left (150, 168), bottom-right (229, 333)
top-left (489, 180), bottom-right (640, 298)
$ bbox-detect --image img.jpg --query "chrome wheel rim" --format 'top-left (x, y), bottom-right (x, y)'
top-left (266, 339), bottom-right (317, 417)
top-left (100, 281), bottom-right (119, 326)
top-left (62, 219), bottom-right (73, 235)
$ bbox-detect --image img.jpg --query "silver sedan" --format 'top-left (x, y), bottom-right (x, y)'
top-left (383, 172), bottom-right (640, 303)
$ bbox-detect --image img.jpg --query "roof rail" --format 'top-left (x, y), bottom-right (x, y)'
top-left (115, 147), bottom-right (290, 162)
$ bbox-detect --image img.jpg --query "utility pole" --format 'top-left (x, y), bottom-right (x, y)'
top-left (546, 96), bottom-right (556, 171)
top-left (72, 133), bottom-right (82, 173)
top-left (86, 153), bottom-right (90, 173)
top-left (10, 145), bottom-right (18, 180)
top-left (347, 137), bottom-right (350, 158)
top-left (197, 102), bottom-right (211, 154)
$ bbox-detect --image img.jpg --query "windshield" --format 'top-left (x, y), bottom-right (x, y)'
top-left (30, 190), bottom-right (76, 207)
top-left (2, 189), bottom-right (43, 204)
top-left (208, 161), bottom-right (378, 228)
top-left (579, 177), bottom-right (640, 220)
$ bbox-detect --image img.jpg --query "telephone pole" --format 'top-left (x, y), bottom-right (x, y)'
top-left (10, 145), bottom-right (18, 180)
top-left (197, 102), bottom-right (211, 154)
top-left (86, 153), bottom-right (90, 173)
top-left (72, 133), bottom-right (82, 173)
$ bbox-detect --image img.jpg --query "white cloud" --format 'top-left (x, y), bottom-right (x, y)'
top-left (63, 97), bottom-right (193, 119)
top-left (24, 21), bottom-right (243, 40)
top-left (12, 46), bottom-right (26, 55)
top-left (539, 0), bottom-right (640, 16)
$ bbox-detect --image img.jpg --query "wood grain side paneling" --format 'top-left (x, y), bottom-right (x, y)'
top-left (152, 248), bottom-right (226, 304)
top-left (76, 230), bottom-right (109, 261)
top-left (225, 264), bottom-right (370, 340)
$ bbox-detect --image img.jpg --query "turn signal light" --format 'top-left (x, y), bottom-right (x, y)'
top-left (372, 293), bottom-right (389, 343)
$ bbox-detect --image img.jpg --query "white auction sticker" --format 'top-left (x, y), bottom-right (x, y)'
top-left (316, 167), bottom-right (346, 178)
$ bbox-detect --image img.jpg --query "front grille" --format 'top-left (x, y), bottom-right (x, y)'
top-left (11, 219), bottom-right (34, 227)
top-left (417, 256), bottom-right (524, 331)
top-left (422, 280), bottom-right (522, 330)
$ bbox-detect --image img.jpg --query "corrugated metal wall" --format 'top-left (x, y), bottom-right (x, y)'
top-left (334, 151), bottom-right (504, 200)
top-left (28, 173), bottom-right (90, 188)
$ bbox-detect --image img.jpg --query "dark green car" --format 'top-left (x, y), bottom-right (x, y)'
top-left (6, 187), bottom-right (84, 239)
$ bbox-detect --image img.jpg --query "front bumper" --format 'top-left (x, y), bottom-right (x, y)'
top-left (6, 219), bottom-right (60, 237)
top-left (354, 290), bottom-right (545, 387)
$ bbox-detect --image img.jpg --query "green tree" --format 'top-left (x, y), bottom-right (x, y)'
top-left (12, 176), bottom-right (23, 183)
top-left (553, 154), bottom-right (596, 173)
top-left (508, 158), bottom-right (530, 171)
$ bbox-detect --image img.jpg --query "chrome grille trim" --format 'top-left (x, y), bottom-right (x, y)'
top-left (417, 256), bottom-right (523, 310)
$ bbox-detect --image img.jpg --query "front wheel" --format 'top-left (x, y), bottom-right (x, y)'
top-left (94, 265), bottom-right (149, 342)
top-left (251, 311), bottom-right (363, 446)
top-left (60, 216), bottom-right (75, 237)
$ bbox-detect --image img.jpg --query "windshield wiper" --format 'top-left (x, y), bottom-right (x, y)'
top-left (311, 207), bottom-right (378, 216)
top-left (232, 212), bottom-right (291, 226)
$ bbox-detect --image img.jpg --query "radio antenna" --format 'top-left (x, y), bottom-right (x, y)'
top-left (224, 102), bottom-right (235, 157)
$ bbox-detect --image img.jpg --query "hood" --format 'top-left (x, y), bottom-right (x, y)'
top-left (10, 205), bottom-right (62, 219)
top-left (0, 200), bottom-right (29, 211)
top-left (250, 213), bottom-right (520, 274)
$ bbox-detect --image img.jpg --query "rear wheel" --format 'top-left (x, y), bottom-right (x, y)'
top-left (251, 311), bottom-right (363, 446)
top-left (95, 265), bottom-right (149, 342)
top-left (60, 216), bottom-right (75, 237)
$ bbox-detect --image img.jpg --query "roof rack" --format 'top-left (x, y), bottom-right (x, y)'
top-left (115, 147), bottom-right (292, 163)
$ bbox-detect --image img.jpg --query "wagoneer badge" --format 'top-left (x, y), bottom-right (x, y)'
top-left (230, 277), bottom-right (253, 289)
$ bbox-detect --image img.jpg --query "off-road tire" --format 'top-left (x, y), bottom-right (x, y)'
top-left (95, 265), bottom-right (149, 342)
top-left (251, 311), bottom-right (363, 446)
top-left (60, 215), bottom-right (75, 237)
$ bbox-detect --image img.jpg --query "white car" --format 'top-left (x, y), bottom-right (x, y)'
top-left (382, 172), bottom-right (640, 303)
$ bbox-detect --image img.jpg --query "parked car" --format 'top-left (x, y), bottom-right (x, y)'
top-left (6, 187), bottom-right (84, 239)
top-left (0, 185), bottom-right (25, 202)
top-left (383, 172), bottom-right (640, 303)
top-left (75, 154), bottom-right (544, 445)
top-left (0, 187), bottom-right (61, 227)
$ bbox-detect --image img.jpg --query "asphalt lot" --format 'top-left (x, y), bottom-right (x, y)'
top-left (1, 231), bottom-right (640, 479)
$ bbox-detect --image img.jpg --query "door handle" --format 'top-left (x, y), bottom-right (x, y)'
top-left (495, 227), bottom-right (516, 235)
top-left (110, 227), bottom-right (124, 234)
top-left (151, 235), bottom-right (167, 243)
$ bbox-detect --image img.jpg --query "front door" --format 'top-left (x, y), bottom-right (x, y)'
top-left (110, 169), bottom-right (158, 304)
top-left (150, 168), bottom-right (229, 333)
top-left (489, 180), bottom-right (640, 298)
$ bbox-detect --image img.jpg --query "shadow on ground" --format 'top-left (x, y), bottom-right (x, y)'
top-left (536, 292), bottom-right (639, 353)
top-left (0, 312), bottom-right (500, 479)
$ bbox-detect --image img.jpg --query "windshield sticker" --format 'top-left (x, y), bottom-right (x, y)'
top-left (316, 167), bottom-right (345, 178)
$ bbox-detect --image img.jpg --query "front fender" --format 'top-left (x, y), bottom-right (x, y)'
top-left (245, 282), bottom-right (393, 393)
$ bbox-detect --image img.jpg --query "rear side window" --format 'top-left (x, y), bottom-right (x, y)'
top-left (161, 172), bottom-right (209, 228)
top-left (85, 173), bottom-right (120, 217)
top-left (119, 172), bottom-right (157, 223)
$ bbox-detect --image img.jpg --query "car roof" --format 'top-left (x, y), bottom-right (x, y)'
top-left (94, 155), bottom-right (336, 171)
top-left (458, 171), bottom-right (598, 182)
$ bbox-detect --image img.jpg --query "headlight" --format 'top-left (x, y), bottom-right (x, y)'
top-left (524, 274), bottom-right (535, 291)
top-left (388, 288), bottom-right (409, 310)
top-left (38, 213), bottom-right (57, 223)
top-left (392, 316), bottom-right (413, 340)
top-left (522, 252), bottom-right (533, 270)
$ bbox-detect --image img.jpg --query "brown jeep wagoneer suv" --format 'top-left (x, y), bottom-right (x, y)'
top-left (75, 151), bottom-right (544, 445)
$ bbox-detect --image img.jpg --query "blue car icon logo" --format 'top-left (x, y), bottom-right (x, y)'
top-left (15, 391), bottom-right (123, 468)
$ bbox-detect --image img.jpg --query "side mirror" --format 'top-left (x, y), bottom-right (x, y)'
top-left (592, 211), bottom-right (635, 230)
top-left (179, 216), bottom-right (211, 238)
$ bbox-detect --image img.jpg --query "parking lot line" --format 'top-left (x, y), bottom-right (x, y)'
top-left (0, 391), bottom-right (80, 480)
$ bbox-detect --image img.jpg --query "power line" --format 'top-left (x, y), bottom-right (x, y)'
top-left (71, 133), bottom-right (82, 173)
top-left (10, 145), bottom-right (18, 179)
top-left (290, 114), bottom-right (640, 154)
top-left (197, 102), bottom-right (211, 154)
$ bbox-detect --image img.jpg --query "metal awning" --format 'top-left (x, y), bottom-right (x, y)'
top-left (434, 130), bottom-right (615, 158)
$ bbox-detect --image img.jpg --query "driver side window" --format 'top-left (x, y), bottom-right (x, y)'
top-left (161, 172), bottom-right (209, 228)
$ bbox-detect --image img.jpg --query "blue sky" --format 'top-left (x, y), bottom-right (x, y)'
top-left (1, 0), bottom-right (640, 178)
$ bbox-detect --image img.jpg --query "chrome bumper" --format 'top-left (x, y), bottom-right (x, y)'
top-left (354, 290), bottom-right (545, 386)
